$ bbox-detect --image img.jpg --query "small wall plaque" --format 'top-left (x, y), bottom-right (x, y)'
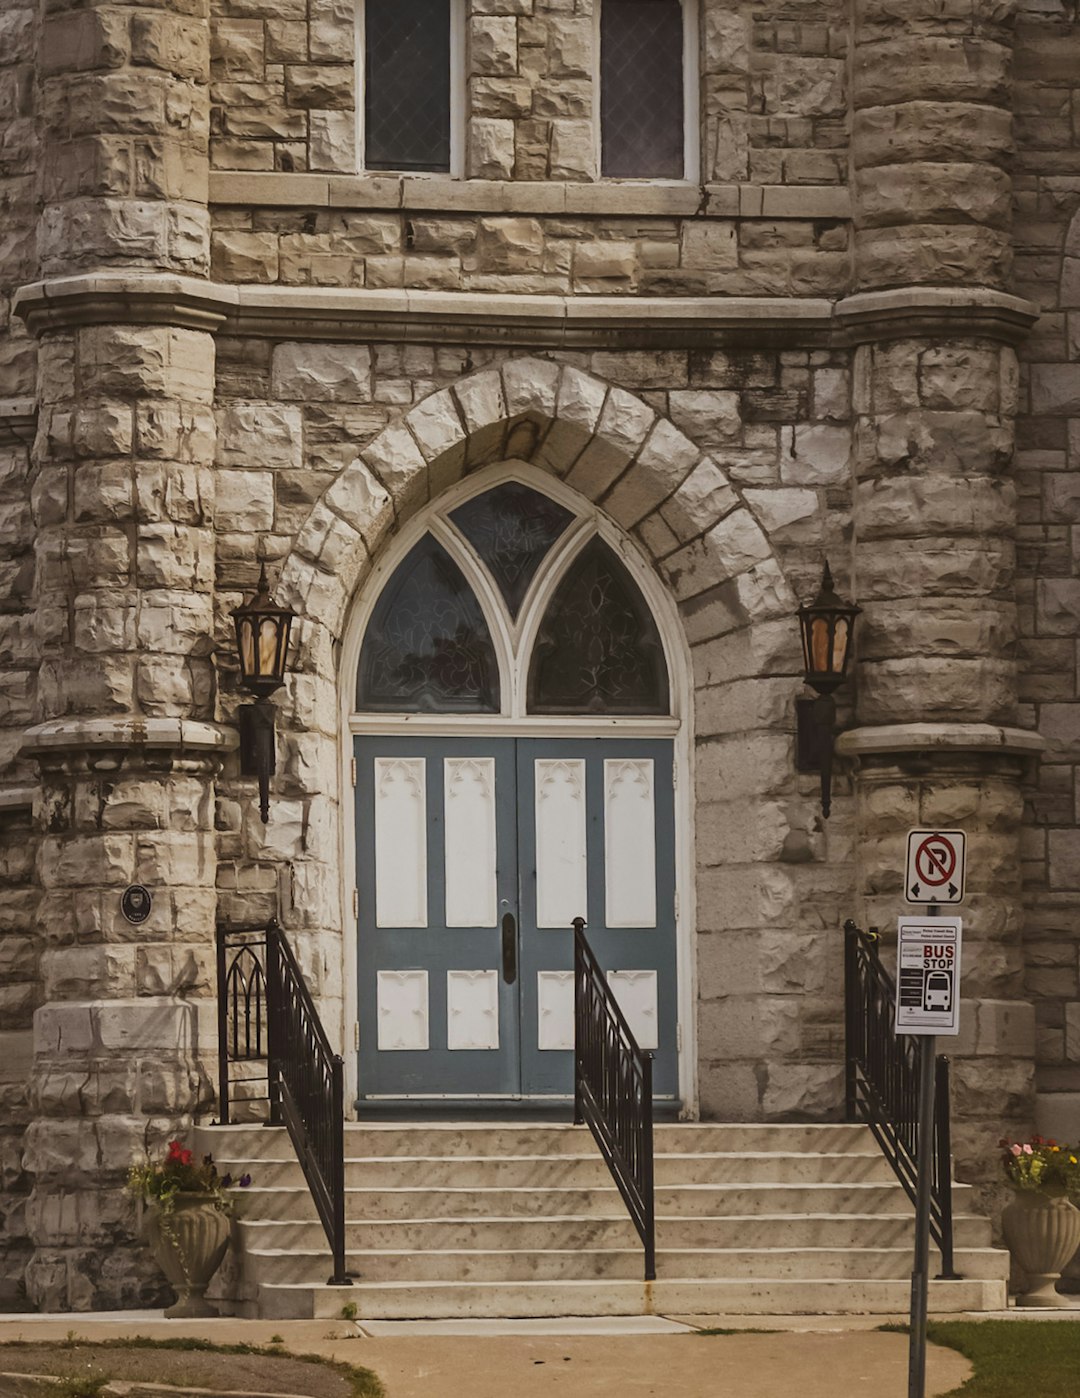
top-left (121, 884), bottom-right (152, 925)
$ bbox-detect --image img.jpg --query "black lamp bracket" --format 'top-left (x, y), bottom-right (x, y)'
top-left (795, 691), bottom-right (838, 819)
top-left (238, 697), bottom-right (277, 824)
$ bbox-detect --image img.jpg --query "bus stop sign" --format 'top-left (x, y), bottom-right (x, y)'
top-left (895, 915), bottom-right (962, 1037)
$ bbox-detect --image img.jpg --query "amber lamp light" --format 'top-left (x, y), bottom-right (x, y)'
top-left (232, 565), bottom-right (296, 822)
top-left (796, 562), bottom-right (861, 819)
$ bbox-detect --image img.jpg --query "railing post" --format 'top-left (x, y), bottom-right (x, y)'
top-left (934, 1054), bottom-right (958, 1279)
top-left (264, 918), bottom-right (283, 1127)
top-left (328, 1053), bottom-right (351, 1287)
top-left (572, 916), bottom-right (585, 1126)
top-left (642, 1051), bottom-right (655, 1282)
top-left (843, 918), bottom-right (858, 1122)
top-left (215, 926), bottom-right (231, 1126)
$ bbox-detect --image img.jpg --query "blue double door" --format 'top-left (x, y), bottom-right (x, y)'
top-left (355, 735), bottom-right (677, 1109)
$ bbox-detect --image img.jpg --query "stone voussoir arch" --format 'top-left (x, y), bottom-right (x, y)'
top-left (277, 355), bottom-right (800, 670)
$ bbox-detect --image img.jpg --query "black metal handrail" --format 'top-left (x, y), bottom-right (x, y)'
top-left (572, 916), bottom-right (655, 1280)
top-left (843, 919), bottom-right (957, 1278)
top-left (216, 919), bottom-right (350, 1288)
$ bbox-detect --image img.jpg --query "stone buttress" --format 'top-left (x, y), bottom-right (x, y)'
top-left (17, 0), bottom-right (222, 1309)
top-left (841, 0), bottom-right (1040, 1182)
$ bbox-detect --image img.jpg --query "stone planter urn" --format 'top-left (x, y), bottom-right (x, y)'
top-left (146, 1194), bottom-right (230, 1318)
top-left (1002, 1192), bottom-right (1080, 1308)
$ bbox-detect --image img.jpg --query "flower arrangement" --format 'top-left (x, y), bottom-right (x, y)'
top-left (126, 1139), bottom-right (251, 1216)
top-left (999, 1133), bottom-right (1080, 1197)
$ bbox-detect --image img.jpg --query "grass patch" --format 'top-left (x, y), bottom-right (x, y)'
top-left (0, 1336), bottom-right (383, 1398)
top-left (880, 1319), bottom-right (1080, 1397)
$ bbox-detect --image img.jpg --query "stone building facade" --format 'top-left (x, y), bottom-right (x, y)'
top-left (0, 0), bottom-right (1079, 1311)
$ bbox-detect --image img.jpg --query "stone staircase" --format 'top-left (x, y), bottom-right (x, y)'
top-left (195, 1121), bottom-right (1009, 1320)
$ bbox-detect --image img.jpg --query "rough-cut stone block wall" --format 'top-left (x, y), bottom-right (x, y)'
top-left (208, 0), bottom-right (849, 184)
top-left (0, 804), bottom-right (37, 1307)
top-left (0, 0), bottom-right (38, 1310)
top-left (746, 0), bottom-right (847, 186)
top-left (852, 0), bottom-right (1014, 290)
top-left (0, 3), bottom-right (35, 413)
top-left (1012, 7), bottom-right (1080, 1146)
top-left (209, 203), bottom-right (851, 296)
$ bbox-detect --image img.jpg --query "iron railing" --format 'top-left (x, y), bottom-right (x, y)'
top-left (216, 918), bottom-right (350, 1288)
top-left (843, 918), bottom-right (957, 1278)
top-left (216, 924), bottom-right (270, 1125)
top-left (572, 916), bottom-right (656, 1280)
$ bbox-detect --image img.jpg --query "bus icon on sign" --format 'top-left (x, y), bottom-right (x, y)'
top-left (923, 971), bottom-right (952, 1013)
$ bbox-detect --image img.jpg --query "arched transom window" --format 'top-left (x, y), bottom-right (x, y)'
top-left (355, 475), bottom-right (671, 718)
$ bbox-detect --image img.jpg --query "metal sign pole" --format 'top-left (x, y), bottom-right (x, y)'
top-left (908, 1029), bottom-right (937, 1398)
top-left (907, 898), bottom-right (942, 1398)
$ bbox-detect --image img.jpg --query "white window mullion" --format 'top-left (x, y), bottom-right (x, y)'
top-left (450, 0), bottom-right (466, 178)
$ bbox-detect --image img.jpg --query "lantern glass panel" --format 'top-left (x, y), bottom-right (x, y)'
top-left (810, 616), bottom-right (832, 674)
top-left (258, 617), bottom-right (280, 678)
top-left (833, 616), bottom-right (850, 675)
top-left (239, 618), bottom-right (256, 680)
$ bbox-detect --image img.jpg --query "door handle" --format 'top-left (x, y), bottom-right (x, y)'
top-left (501, 911), bottom-right (517, 984)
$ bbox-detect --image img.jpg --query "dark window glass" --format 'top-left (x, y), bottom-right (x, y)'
top-left (601, 0), bottom-right (684, 179)
top-left (365, 0), bottom-right (451, 173)
top-left (357, 534), bottom-right (500, 712)
top-left (527, 538), bottom-right (669, 715)
top-left (450, 483), bottom-right (575, 620)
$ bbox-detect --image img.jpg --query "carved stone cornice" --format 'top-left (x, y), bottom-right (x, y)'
top-left (13, 271), bottom-right (1040, 350)
top-left (21, 717), bottom-right (238, 762)
top-left (837, 723), bottom-right (1045, 763)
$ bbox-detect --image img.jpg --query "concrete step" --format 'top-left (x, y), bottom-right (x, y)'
top-left (201, 1122), bottom-right (876, 1160)
top-left (242, 1244), bottom-right (1009, 1285)
top-left (251, 1275), bottom-right (1008, 1321)
top-left (234, 1180), bottom-right (932, 1223)
top-left (236, 1210), bottom-right (995, 1253)
top-left (196, 1121), bottom-right (1005, 1321)
top-left (214, 1151), bottom-right (898, 1190)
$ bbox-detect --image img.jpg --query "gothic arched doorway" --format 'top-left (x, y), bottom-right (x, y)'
top-left (345, 464), bottom-right (690, 1112)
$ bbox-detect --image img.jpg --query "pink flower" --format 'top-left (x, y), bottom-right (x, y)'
top-left (1011, 1144), bottom-right (1022, 1156)
top-left (1023, 1144), bottom-right (1034, 1155)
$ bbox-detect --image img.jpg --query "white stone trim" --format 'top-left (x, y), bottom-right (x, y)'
top-left (206, 171), bottom-right (852, 217)
top-left (836, 723), bottom-right (1046, 758)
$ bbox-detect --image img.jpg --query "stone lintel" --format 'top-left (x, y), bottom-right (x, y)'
top-left (836, 722), bottom-right (1046, 760)
top-left (0, 398), bottom-right (37, 446)
top-left (208, 171), bottom-right (852, 221)
top-left (20, 718), bottom-right (238, 761)
top-left (13, 272), bottom-right (1040, 350)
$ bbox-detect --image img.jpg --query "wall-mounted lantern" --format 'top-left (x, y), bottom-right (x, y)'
top-left (795, 561), bottom-right (861, 819)
top-left (232, 565), bottom-right (296, 823)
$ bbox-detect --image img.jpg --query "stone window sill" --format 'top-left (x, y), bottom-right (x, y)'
top-left (208, 171), bottom-right (851, 221)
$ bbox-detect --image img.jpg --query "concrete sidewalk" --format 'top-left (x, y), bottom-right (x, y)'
top-left (0, 1312), bottom-right (976, 1397)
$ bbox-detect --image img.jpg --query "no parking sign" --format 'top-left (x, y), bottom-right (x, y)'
top-left (905, 829), bottom-right (965, 905)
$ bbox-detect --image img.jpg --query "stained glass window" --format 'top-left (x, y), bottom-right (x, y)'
top-left (528, 539), bottom-right (669, 715)
top-left (450, 483), bottom-right (575, 620)
top-left (357, 535), bottom-right (500, 712)
top-left (365, 0), bottom-right (451, 173)
top-left (601, 0), bottom-right (684, 179)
